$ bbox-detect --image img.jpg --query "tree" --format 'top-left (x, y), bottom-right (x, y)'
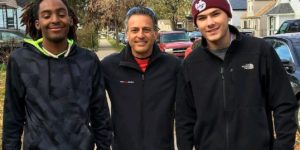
top-left (87, 0), bottom-right (146, 44)
top-left (147, 0), bottom-right (191, 29)
top-left (67, 0), bottom-right (87, 21)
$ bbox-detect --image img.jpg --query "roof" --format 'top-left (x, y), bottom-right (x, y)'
top-left (229, 0), bottom-right (247, 10)
top-left (16, 0), bottom-right (30, 7)
top-left (0, 0), bottom-right (17, 8)
top-left (242, 0), bottom-right (276, 19)
top-left (266, 3), bottom-right (294, 15)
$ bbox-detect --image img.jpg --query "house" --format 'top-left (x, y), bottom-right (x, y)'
top-left (241, 0), bottom-right (277, 37)
top-left (228, 0), bottom-right (247, 29)
top-left (158, 19), bottom-right (173, 32)
top-left (0, 0), bottom-right (18, 29)
top-left (266, 0), bottom-right (300, 35)
top-left (0, 0), bottom-right (29, 30)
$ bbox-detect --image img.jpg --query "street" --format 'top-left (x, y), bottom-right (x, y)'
top-left (96, 37), bottom-right (117, 60)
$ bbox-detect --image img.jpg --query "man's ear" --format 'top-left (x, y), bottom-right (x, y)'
top-left (35, 20), bottom-right (40, 30)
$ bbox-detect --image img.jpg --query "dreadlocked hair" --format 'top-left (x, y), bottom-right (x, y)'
top-left (21, 0), bottom-right (79, 41)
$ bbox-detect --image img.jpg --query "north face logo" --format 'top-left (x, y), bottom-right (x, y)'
top-left (241, 63), bottom-right (254, 70)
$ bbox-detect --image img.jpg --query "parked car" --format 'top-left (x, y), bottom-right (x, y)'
top-left (276, 19), bottom-right (300, 34)
top-left (187, 31), bottom-right (202, 42)
top-left (184, 38), bottom-right (201, 59)
top-left (0, 29), bottom-right (25, 46)
top-left (263, 32), bottom-right (300, 131)
top-left (157, 31), bottom-right (192, 58)
top-left (240, 31), bottom-right (254, 36)
top-left (117, 32), bottom-right (127, 44)
top-left (0, 29), bottom-right (25, 64)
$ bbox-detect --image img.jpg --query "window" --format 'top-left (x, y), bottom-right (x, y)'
top-left (273, 40), bottom-right (293, 62)
top-left (286, 22), bottom-right (300, 33)
top-left (277, 22), bottom-right (289, 34)
top-left (160, 32), bottom-right (190, 43)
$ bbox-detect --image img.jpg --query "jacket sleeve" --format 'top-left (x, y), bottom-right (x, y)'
top-left (262, 43), bottom-right (298, 150)
top-left (2, 56), bottom-right (25, 150)
top-left (175, 63), bottom-right (196, 150)
top-left (90, 58), bottom-right (112, 150)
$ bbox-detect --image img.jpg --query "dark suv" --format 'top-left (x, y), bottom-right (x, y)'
top-left (263, 33), bottom-right (300, 131)
top-left (276, 19), bottom-right (300, 34)
top-left (157, 31), bottom-right (192, 58)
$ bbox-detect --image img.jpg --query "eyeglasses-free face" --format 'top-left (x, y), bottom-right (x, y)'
top-left (126, 14), bottom-right (158, 59)
top-left (35, 0), bottom-right (73, 43)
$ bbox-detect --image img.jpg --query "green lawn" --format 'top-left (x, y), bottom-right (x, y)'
top-left (0, 68), bottom-right (6, 148)
top-left (107, 37), bottom-right (125, 51)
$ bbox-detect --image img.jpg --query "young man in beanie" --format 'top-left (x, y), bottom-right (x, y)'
top-left (176, 0), bottom-right (298, 149)
top-left (101, 6), bottom-right (181, 150)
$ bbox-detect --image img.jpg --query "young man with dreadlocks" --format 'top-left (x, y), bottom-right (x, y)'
top-left (2, 0), bottom-right (111, 149)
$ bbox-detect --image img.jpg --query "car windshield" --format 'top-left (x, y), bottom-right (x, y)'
top-left (274, 42), bottom-right (293, 61)
top-left (189, 31), bottom-right (201, 37)
top-left (278, 22), bottom-right (289, 34)
top-left (161, 32), bottom-right (190, 43)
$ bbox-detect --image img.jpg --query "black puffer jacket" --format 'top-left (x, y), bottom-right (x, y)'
top-left (101, 44), bottom-right (181, 150)
top-left (2, 39), bottom-right (111, 150)
top-left (176, 25), bottom-right (298, 150)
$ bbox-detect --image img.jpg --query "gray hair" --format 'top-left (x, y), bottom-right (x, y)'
top-left (124, 6), bottom-right (159, 31)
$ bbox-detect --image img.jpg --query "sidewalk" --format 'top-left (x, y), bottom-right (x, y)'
top-left (96, 37), bottom-right (117, 60)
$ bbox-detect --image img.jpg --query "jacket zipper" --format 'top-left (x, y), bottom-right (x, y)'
top-left (141, 73), bottom-right (145, 149)
top-left (220, 67), bottom-right (229, 150)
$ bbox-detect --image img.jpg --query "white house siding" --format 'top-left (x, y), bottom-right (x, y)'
top-left (0, 9), bottom-right (4, 28)
top-left (259, 15), bottom-right (269, 37)
top-left (290, 0), bottom-right (300, 18)
top-left (277, 0), bottom-right (300, 19)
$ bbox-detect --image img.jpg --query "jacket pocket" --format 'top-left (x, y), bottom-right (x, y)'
top-left (230, 107), bottom-right (271, 149)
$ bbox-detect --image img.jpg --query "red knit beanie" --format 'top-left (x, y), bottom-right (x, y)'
top-left (192, 0), bottom-right (232, 26)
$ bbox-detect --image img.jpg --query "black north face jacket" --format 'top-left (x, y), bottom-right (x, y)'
top-left (2, 39), bottom-right (111, 150)
top-left (176, 26), bottom-right (298, 150)
top-left (101, 44), bottom-right (181, 150)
